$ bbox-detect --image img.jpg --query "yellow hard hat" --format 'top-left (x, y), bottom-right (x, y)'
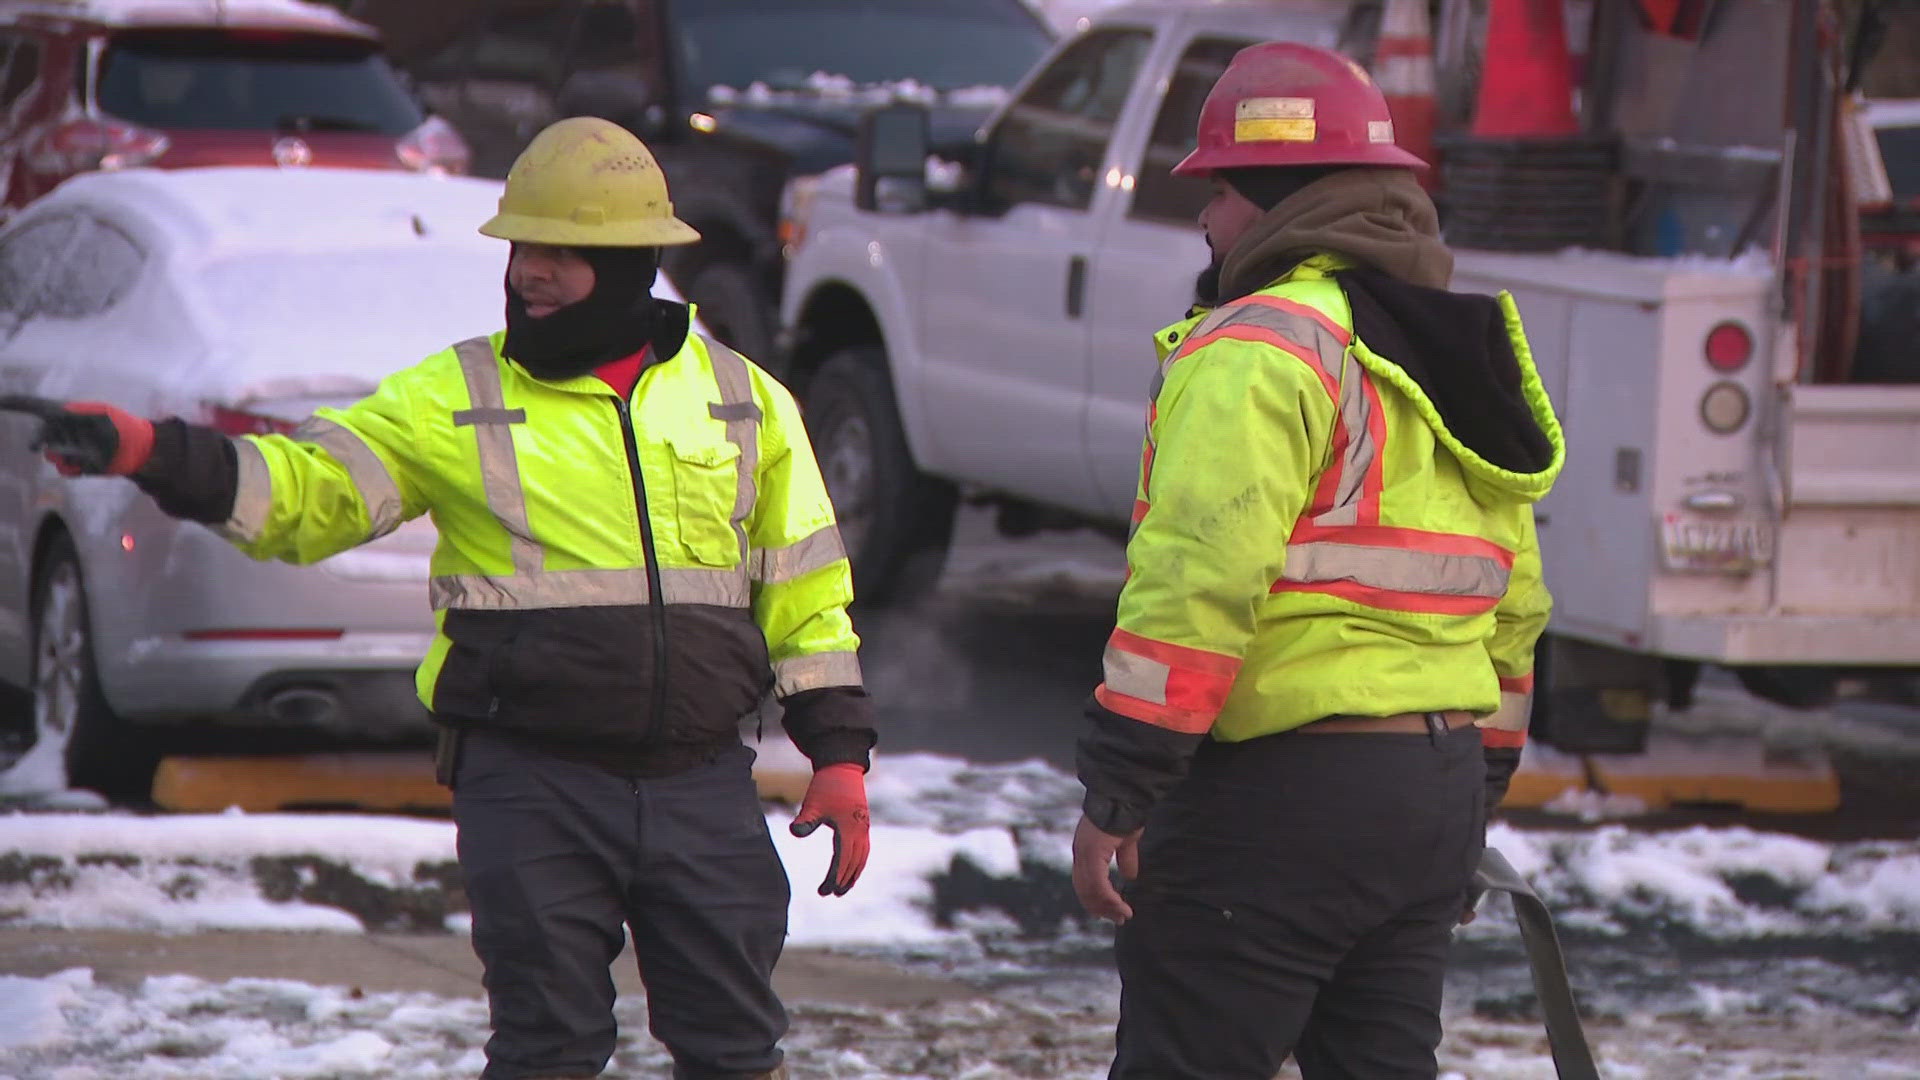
top-left (478, 117), bottom-right (700, 247)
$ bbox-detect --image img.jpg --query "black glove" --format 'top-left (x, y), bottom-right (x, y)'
top-left (0, 395), bottom-right (148, 475)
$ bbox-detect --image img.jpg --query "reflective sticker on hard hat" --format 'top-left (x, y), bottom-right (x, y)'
top-left (1237, 97), bottom-right (1316, 120)
top-left (1368, 120), bottom-right (1395, 144)
top-left (1235, 118), bottom-right (1317, 143)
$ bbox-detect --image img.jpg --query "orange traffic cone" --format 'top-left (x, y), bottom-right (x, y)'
top-left (1376, 0), bottom-right (1439, 185)
top-left (1471, 0), bottom-right (1580, 137)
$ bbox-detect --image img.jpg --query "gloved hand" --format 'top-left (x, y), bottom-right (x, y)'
top-left (0, 396), bottom-right (154, 476)
top-left (788, 762), bottom-right (870, 897)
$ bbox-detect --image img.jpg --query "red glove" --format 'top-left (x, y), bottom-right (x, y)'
top-left (39, 402), bottom-right (155, 477)
top-left (789, 762), bottom-right (870, 897)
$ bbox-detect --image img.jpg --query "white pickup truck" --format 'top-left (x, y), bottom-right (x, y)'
top-left (777, 0), bottom-right (1920, 750)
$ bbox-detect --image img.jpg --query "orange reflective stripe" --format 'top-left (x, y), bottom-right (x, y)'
top-left (1499, 673), bottom-right (1536, 694)
top-left (1236, 293), bottom-right (1352, 345)
top-left (1270, 577), bottom-right (1504, 615)
top-left (1097, 628), bottom-right (1241, 734)
top-left (1291, 522), bottom-right (1517, 566)
top-left (1481, 727), bottom-right (1528, 748)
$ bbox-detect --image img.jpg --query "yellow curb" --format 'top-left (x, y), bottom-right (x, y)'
top-left (152, 751), bottom-right (820, 813)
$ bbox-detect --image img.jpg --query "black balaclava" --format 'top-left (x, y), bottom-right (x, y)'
top-left (503, 245), bottom-right (661, 381)
top-left (1195, 166), bottom-right (1342, 307)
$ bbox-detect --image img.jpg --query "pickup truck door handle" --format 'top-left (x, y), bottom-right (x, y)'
top-left (1066, 255), bottom-right (1087, 319)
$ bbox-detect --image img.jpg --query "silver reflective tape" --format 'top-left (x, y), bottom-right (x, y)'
top-left (773, 650), bottom-right (864, 696)
top-left (291, 417), bottom-right (406, 540)
top-left (1186, 300), bottom-right (1377, 525)
top-left (704, 337), bottom-right (760, 561)
top-left (1209, 302), bottom-right (1376, 525)
top-left (219, 437), bottom-right (274, 544)
top-left (429, 565), bottom-right (751, 611)
top-left (750, 525), bottom-right (847, 584)
top-left (453, 337), bottom-right (543, 577)
top-left (452, 407), bottom-right (527, 426)
top-left (1280, 541), bottom-right (1511, 598)
top-left (1102, 643), bottom-right (1171, 707)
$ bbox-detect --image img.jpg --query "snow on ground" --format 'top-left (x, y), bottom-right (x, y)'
top-left (3, 753), bottom-right (1919, 943)
top-left (3, 752), bottom-right (1919, 1077)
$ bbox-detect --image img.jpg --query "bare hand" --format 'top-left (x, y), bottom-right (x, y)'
top-left (1071, 813), bottom-right (1142, 924)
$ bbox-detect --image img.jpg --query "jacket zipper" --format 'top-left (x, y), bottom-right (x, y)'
top-left (614, 397), bottom-right (670, 742)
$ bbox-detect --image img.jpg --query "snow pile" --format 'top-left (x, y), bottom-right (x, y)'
top-left (1476, 822), bottom-right (1920, 938)
top-left (5, 756), bottom-right (1920, 948)
top-left (707, 73), bottom-right (1010, 109)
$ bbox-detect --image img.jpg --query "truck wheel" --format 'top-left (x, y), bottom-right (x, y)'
top-left (803, 348), bottom-right (957, 604)
top-left (1733, 666), bottom-right (1840, 710)
top-left (686, 261), bottom-right (777, 366)
top-left (25, 534), bottom-right (155, 803)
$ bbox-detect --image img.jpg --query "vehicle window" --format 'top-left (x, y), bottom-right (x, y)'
top-left (985, 29), bottom-right (1152, 213)
top-left (2, 36), bottom-right (39, 111)
top-left (675, 0), bottom-right (1050, 96)
top-left (96, 30), bottom-right (423, 135)
top-left (1878, 126), bottom-right (1920, 203)
top-left (0, 215), bottom-right (81, 338)
top-left (463, 1), bottom-right (577, 84)
top-left (571, 0), bottom-right (643, 75)
top-left (1130, 37), bottom-right (1254, 227)
top-left (36, 217), bottom-right (145, 320)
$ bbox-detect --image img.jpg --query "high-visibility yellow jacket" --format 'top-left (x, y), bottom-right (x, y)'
top-left (1081, 256), bottom-right (1563, 830)
top-left (204, 307), bottom-right (869, 766)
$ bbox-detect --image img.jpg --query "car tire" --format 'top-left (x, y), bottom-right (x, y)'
top-left (686, 260), bottom-right (778, 366)
top-left (803, 348), bottom-right (957, 604)
top-left (30, 534), bottom-right (155, 802)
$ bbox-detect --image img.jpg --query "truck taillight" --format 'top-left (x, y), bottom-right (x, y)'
top-left (25, 119), bottom-right (170, 175)
top-left (207, 405), bottom-right (298, 437)
top-left (396, 116), bottom-right (470, 176)
top-left (1704, 321), bottom-right (1752, 372)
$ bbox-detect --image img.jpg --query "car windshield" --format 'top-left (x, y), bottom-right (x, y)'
top-left (673, 0), bottom-right (1051, 93)
top-left (97, 30), bottom-right (423, 135)
top-left (1878, 126), bottom-right (1920, 202)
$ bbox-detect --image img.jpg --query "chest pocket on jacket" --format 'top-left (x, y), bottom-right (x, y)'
top-left (668, 437), bottom-right (744, 566)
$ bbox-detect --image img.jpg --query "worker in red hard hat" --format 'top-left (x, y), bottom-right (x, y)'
top-left (1070, 42), bottom-right (1564, 1079)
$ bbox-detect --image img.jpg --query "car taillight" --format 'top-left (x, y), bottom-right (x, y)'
top-left (207, 405), bottom-right (298, 437)
top-left (1704, 321), bottom-right (1753, 372)
top-left (396, 116), bottom-right (470, 176)
top-left (26, 118), bottom-right (170, 175)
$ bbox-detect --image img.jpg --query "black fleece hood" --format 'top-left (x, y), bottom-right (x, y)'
top-left (503, 246), bottom-right (662, 380)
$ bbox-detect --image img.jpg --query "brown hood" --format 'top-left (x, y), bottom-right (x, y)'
top-left (1218, 169), bottom-right (1452, 301)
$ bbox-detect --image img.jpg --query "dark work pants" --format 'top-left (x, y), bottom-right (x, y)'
top-left (1109, 725), bottom-right (1486, 1080)
top-left (453, 730), bottom-right (790, 1080)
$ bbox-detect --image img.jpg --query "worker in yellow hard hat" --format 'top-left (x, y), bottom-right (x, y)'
top-left (18, 117), bottom-right (870, 1080)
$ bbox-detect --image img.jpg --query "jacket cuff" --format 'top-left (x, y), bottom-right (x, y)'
top-left (1082, 790), bottom-right (1149, 836)
top-left (780, 686), bottom-right (876, 771)
top-left (133, 419), bottom-right (238, 524)
top-left (1076, 696), bottom-right (1203, 838)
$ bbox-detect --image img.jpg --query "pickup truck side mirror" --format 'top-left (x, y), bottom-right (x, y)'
top-left (856, 102), bottom-right (930, 214)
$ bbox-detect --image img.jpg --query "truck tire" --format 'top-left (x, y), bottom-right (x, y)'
top-left (802, 348), bottom-right (957, 604)
top-left (686, 261), bottom-right (778, 367)
top-left (27, 534), bottom-right (155, 802)
top-left (1733, 666), bottom-right (1840, 710)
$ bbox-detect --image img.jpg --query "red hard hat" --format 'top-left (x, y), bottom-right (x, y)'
top-left (1173, 41), bottom-right (1427, 176)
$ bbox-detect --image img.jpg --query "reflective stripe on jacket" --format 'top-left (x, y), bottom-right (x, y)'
top-left (1096, 256), bottom-right (1563, 743)
top-left (214, 314), bottom-right (862, 754)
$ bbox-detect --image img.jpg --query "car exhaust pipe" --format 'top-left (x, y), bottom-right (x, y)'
top-left (264, 687), bottom-right (341, 729)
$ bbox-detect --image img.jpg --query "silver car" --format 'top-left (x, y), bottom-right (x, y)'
top-left (0, 166), bottom-right (687, 800)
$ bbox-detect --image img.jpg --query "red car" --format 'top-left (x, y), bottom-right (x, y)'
top-left (0, 0), bottom-right (468, 217)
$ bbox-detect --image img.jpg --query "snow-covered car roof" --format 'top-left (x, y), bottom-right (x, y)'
top-left (3, 167), bottom-right (693, 410)
top-left (44, 165), bottom-right (507, 258)
top-left (1, 0), bottom-right (373, 35)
